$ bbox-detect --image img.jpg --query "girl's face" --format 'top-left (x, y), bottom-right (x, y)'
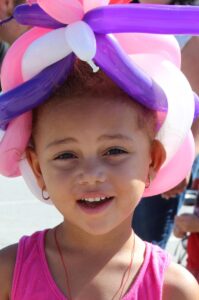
top-left (28, 97), bottom-right (163, 235)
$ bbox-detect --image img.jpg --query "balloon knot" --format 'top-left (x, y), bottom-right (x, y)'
top-left (87, 60), bottom-right (99, 73)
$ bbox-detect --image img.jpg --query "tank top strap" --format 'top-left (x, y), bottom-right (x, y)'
top-left (123, 242), bottom-right (171, 300)
top-left (11, 233), bottom-right (27, 299)
top-left (11, 229), bottom-right (66, 300)
top-left (11, 230), bottom-right (47, 299)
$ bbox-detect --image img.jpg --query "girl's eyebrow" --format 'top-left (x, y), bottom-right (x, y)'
top-left (45, 134), bottom-right (133, 149)
top-left (45, 137), bottom-right (78, 149)
top-left (98, 134), bottom-right (134, 142)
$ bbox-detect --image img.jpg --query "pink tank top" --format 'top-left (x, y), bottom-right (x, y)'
top-left (11, 230), bottom-right (170, 300)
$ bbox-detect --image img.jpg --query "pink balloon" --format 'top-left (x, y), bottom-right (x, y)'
top-left (37, 0), bottom-right (84, 24)
top-left (0, 113), bottom-right (32, 177)
top-left (83, 0), bottom-right (110, 12)
top-left (110, 0), bottom-right (131, 3)
top-left (143, 131), bottom-right (195, 197)
top-left (0, 27), bottom-right (51, 177)
top-left (27, 0), bottom-right (38, 3)
top-left (114, 33), bottom-right (181, 68)
top-left (1, 27), bottom-right (52, 92)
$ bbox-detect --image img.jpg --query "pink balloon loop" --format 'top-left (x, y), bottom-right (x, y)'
top-left (0, 113), bottom-right (32, 177)
top-left (110, 0), bottom-right (131, 3)
top-left (37, 0), bottom-right (84, 24)
top-left (0, 27), bottom-right (51, 177)
top-left (83, 0), bottom-right (110, 12)
top-left (143, 131), bottom-right (195, 197)
top-left (1, 27), bottom-right (52, 92)
top-left (114, 33), bottom-right (181, 68)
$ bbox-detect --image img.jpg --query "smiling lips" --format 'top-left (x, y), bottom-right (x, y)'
top-left (77, 196), bottom-right (114, 211)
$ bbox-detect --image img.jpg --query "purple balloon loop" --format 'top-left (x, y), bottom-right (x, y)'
top-left (0, 54), bottom-right (75, 129)
top-left (94, 34), bottom-right (168, 112)
top-left (14, 4), bottom-right (65, 29)
top-left (193, 92), bottom-right (199, 120)
top-left (84, 4), bottom-right (199, 35)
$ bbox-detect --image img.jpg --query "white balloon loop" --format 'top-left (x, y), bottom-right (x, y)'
top-left (130, 54), bottom-right (194, 165)
top-left (22, 28), bottom-right (73, 81)
top-left (156, 61), bottom-right (194, 165)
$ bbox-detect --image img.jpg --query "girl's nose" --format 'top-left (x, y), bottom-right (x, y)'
top-left (77, 162), bottom-right (107, 186)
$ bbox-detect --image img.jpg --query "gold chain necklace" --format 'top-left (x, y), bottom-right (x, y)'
top-left (54, 227), bottom-right (135, 300)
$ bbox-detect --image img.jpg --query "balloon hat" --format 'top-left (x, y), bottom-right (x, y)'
top-left (0, 0), bottom-right (199, 203)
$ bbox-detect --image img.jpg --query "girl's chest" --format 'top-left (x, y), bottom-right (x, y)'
top-left (46, 252), bottom-right (140, 300)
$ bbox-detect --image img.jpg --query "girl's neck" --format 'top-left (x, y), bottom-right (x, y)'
top-left (56, 216), bottom-right (134, 256)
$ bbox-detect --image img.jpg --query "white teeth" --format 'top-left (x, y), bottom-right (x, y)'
top-left (81, 197), bottom-right (106, 202)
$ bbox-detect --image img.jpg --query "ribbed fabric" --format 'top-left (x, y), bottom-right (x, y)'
top-left (11, 230), bottom-right (170, 300)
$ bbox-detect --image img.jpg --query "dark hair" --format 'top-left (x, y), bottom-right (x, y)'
top-left (14, 0), bottom-right (26, 6)
top-left (169, 0), bottom-right (197, 4)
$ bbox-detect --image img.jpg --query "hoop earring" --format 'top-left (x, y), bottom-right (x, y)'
top-left (145, 174), bottom-right (151, 189)
top-left (42, 187), bottom-right (50, 201)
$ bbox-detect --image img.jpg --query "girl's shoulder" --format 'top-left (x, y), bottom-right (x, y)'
top-left (163, 262), bottom-right (199, 300)
top-left (0, 243), bottom-right (18, 300)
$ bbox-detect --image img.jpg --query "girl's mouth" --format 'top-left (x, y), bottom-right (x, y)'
top-left (77, 196), bottom-right (114, 213)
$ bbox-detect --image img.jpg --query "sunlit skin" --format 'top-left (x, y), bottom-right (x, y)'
top-left (27, 96), bottom-right (164, 250)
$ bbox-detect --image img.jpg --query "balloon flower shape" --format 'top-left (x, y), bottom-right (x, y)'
top-left (0, 0), bottom-right (199, 203)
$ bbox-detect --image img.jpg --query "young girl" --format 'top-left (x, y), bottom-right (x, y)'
top-left (0, 1), bottom-right (199, 300)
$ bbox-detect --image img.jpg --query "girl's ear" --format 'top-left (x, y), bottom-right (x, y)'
top-left (149, 140), bottom-right (166, 180)
top-left (25, 147), bottom-right (45, 190)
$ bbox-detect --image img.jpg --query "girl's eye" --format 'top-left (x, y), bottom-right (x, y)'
top-left (105, 148), bottom-right (128, 156)
top-left (54, 152), bottom-right (77, 160)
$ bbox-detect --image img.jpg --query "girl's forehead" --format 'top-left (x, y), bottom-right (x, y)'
top-left (33, 96), bottom-right (152, 152)
top-left (32, 93), bottom-right (156, 147)
top-left (37, 94), bottom-right (139, 125)
top-left (33, 95), bottom-right (143, 139)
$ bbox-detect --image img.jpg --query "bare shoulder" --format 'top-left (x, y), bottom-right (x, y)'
top-left (0, 243), bottom-right (18, 300)
top-left (163, 261), bottom-right (199, 300)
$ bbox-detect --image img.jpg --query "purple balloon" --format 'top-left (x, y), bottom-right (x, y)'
top-left (0, 54), bottom-right (75, 129)
top-left (194, 92), bottom-right (199, 120)
top-left (14, 4), bottom-right (65, 28)
top-left (84, 4), bottom-right (199, 34)
top-left (94, 34), bottom-right (168, 112)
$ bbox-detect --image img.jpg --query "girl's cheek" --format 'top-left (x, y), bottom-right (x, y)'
top-left (41, 163), bottom-right (75, 186)
top-left (107, 158), bottom-right (137, 174)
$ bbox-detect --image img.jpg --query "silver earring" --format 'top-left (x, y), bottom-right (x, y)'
top-left (145, 174), bottom-right (151, 189)
top-left (42, 188), bottom-right (50, 201)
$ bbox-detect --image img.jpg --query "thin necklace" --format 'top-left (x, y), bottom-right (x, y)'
top-left (54, 227), bottom-right (135, 300)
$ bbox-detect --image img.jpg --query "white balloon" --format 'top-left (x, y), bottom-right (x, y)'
top-left (65, 21), bottom-right (99, 72)
top-left (22, 28), bottom-right (72, 81)
top-left (156, 61), bottom-right (194, 165)
top-left (130, 54), bottom-right (194, 165)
